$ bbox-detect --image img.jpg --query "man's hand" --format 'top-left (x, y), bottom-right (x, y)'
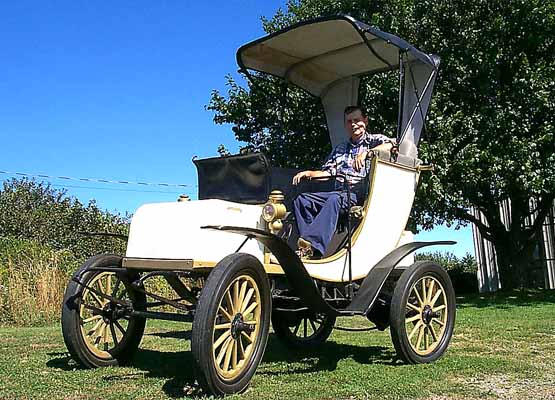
top-left (354, 151), bottom-right (368, 171)
top-left (292, 170), bottom-right (331, 185)
top-left (292, 170), bottom-right (312, 185)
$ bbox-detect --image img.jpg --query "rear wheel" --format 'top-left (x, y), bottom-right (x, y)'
top-left (191, 253), bottom-right (271, 395)
top-left (271, 311), bottom-right (335, 348)
top-left (389, 261), bottom-right (455, 364)
top-left (61, 254), bottom-right (146, 368)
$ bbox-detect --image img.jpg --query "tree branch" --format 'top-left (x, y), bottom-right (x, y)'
top-left (527, 194), bottom-right (555, 238)
top-left (454, 207), bottom-right (495, 242)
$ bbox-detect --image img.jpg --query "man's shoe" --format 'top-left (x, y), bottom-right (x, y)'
top-left (295, 238), bottom-right (314, 259)
top-left (295, 246), bottom-right (314, 259)
top-left (297, 237), bottom-right (312, 250)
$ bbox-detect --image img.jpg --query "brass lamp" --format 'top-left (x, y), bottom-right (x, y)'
top-left (262, 190), bottom-right (287, 234)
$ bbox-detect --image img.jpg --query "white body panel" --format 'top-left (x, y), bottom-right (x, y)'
top-left (126, 200), bottom-right (265, 263)
top-left (125, 160), bottom-right (418, 282)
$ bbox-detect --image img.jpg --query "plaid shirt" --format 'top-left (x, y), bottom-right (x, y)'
top-left (322, 133), bottom-right (392, 187)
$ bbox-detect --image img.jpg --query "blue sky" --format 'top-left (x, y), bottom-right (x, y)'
top-left (0, 1), bottom-right (475, 257)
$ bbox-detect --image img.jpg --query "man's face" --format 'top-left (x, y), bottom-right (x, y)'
top-left (344, 109), bottom-right (368, 141)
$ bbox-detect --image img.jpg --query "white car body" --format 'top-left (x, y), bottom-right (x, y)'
top-left (126, 155), bottom-right (419, 282)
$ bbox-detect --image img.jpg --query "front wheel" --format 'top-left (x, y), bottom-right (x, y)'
top-left (191, 253), bottom-right (271, 396)
top-left (389, 261), bottom-right (456, 364)
top-left (61, 254), bottom-right (146, 368)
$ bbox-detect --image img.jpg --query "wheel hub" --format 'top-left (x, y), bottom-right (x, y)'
top-left (422, 305), bottom-right (433, 325)
top-left (231, 313), bottom-right (255, 339)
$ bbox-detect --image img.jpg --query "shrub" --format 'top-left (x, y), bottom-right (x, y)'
top-left (0, 179), bottom-right (130, 325)
top-left (415, 251), bottom-right (478, 293)
top-left (0, 238), bottom-right (71, 325)
top-left (0, 178), bottom-right (128, 264)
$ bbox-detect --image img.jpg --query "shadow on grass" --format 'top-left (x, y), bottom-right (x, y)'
top-left (46, 332), bottom-right (399, 398)
top-left (457, 289), bottom-right (555, 309)
top-left (260, 335), bottom-right (397, 376)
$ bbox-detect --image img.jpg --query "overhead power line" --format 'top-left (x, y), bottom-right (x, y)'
top-left (0, 169), bottom-right (196, 189)
top-left (50, 184), bottom-right (192, 194)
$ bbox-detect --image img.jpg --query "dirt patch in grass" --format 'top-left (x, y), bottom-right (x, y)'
top-left (454, 373), bottom-right (555, 399)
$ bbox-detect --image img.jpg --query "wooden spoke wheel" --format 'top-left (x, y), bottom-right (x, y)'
top-left (61, 254), bottom-right (146, 368)
top-left (271, 311), bottom-right (335, 349)
top-left (192, 253), bottom-right (271, 396)
top-left (390, 261), bottom-right (456, 364)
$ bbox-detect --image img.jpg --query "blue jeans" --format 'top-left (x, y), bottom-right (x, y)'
top-left (293, 191), bottom-right (357, 256)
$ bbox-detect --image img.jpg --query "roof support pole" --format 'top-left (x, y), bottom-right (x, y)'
top-left (396, 51), bottom-right (406, 144)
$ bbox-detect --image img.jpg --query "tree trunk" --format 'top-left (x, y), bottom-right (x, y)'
top-left (475, 200), bottom-right (541, 291)
top-left (494, 239), bottom-right (528, 290)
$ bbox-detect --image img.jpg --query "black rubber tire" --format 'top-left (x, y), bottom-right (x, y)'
top-left (61, 254), bottom-right (146, 368)
top-left (271, 311), bottom-right (335, 349)
top-left (390, 261), bottom-right (456, 364)
top-left (191, 253), bottom-right (271, 396)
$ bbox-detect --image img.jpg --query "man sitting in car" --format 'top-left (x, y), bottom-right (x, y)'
top-left (292, 105), bottom-right (393, 259)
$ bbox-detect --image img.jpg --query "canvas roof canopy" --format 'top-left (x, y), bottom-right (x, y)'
top-left (237, 15), bottom-right (440, 157)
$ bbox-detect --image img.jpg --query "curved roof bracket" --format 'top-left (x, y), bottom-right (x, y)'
top-left (362, 29), bottom-right (393, 69)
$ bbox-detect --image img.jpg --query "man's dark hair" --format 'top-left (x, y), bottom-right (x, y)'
top-left (344, 105), bottom-right (367, 118)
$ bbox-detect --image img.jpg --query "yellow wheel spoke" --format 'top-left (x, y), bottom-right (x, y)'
top-left (215, 323), bottom-right (232, 330)
top-left (237, 281), bottom-right (248, 313)
top-left (421, 279), bottom-right (428, 304)
top-left (106, 276), bottom-right (112, 297)
top-left (223, 338), bottom-right (234, 371)
top-left (218, 306), bottom-right (233, 321)
top-left (232, 340), bottom-right (238, 369)
top-left (216, 336), bottom-right (232, 365)
top-left (214, 330), bottom-right (231, 350)
top-left (430, 289), bottom-right (443, 307)
top-left (407, 302), bottom-right (420, 312)
top-left (242, 301), bottom-right (258, 317)
top-left (433, 304), bottom-right (446, 312)
top-left (94, 323), bottom-right (106, 346)
top-left (413, 285), bottom-right (424, 306)
top-left (232, 281), bottom-right (240, 314)
top-left (96, 278), bottom-right (105, 295)
top-left (238, 336), bottom-right (245, 358)
top-left (429, 323), bottom-right (438, 342)
top-left (82, 315), bottom-right (102, 324)
top-left (416, 325), bottom-right (425, 350)
top-left (241, 331), bottom-right (253, 344)
top-left (86, 319), bottom-right (103, 337)
top-left (225, 291), bottom-right (234, 314)
top-left (432, 317), bottom-right (445, 327)
top-left (405, 314), bottom-right (421, 324)
top-left (240, 289), bottom-right (255, 313)
top-left (408, 320), bottom-right (422, 340)
top-left (427, 279), bottom-right (436, 303)
top-left (424, 327), bottom-right (429, 349)
top-left (90, 292), bottom-right (104, 307)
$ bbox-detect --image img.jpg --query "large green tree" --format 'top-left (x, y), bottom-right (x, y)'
top-left (208, 0), bottom-right (555, 289)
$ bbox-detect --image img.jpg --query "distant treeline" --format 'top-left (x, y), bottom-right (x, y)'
top-left (0, 178), bottom-right (129, 325)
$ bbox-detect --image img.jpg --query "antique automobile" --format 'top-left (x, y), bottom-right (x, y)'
top-left (61, 15), bottom-right (456, 396)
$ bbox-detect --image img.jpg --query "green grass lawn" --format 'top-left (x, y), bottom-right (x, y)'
top-left (1, 291), bottom-right (554, 400)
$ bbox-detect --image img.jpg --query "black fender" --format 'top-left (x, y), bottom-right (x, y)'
top-left (345, 241), bottom-right (456, 314)
top-left (203, 225), bottom-right (340, 316)
top-left (203, 226), bottom-right (455, 317)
